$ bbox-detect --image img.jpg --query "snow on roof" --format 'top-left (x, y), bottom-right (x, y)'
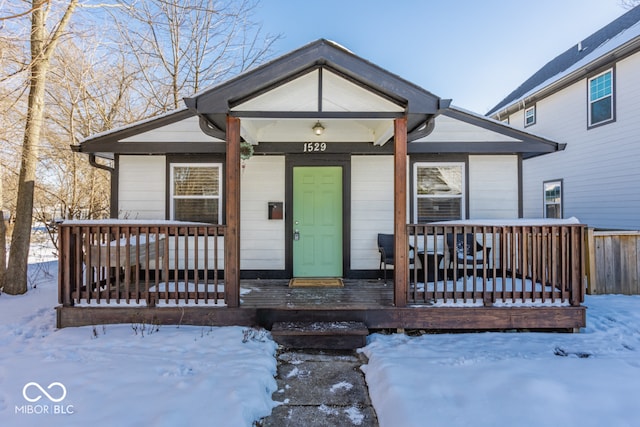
top-left (488, 6), bottom-right (640, 116)
top-left (79, 107), bottom-right (192, 144)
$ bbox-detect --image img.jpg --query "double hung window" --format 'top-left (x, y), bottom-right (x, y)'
top-left (543, 180), bottom-right (563, 219)
top-left (524, 106), bottom-right (536, 127)
top-left (414, 162), bottom-right (465, 222)
top-left (588, 69), bottom-right (614, 126)
top-left (170, 163), bottom-right (222, 223)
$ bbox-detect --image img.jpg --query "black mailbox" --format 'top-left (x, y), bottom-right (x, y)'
top-left (268, 202), bottom-right (283, 220)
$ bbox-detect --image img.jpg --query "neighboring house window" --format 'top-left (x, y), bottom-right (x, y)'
top-left (414, 162), bottom-right (465, 222)
top-left (524, 106), bottom-right (536, 127)
top-left (170, 163), bottom-right (222, 223)
top-left (543, 180), bottom-right (563, 219)
top-left (588, 69), bottom-right (614, 126)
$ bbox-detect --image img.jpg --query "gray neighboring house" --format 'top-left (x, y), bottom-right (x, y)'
top-left (488, 5), bottom-right (640, 231)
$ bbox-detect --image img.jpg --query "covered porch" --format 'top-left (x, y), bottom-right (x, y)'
top-left (56, 220), bottom-right (586, 331)
top-left (62, 40), bottom-right (585, 332)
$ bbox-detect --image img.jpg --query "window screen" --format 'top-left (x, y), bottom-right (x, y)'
top-left (414, 163), bottom-right (464, 222)
top-left (171, 164), bottom-right (221, 223)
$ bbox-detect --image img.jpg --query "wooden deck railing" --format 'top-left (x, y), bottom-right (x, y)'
top-left (58, 220), bottom-right (585, 310)
top-left (407, 223), bottom-right (585, 307)
top-left (58, 221), bottom-right (225, 306)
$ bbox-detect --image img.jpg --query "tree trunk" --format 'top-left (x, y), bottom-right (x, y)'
top-left (4, 0), bottom-right (78, 294)
top-left (0, 173), bottom-right (6, 290)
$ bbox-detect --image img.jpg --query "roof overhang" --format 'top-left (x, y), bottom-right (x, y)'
top-left (184, 39), bottom-right (445, 145)
top-left (73, 39), bottom-right (563, 160)
top-left (489, 34), bottom-right (640, 120)
top-left (416, 107), bottom-right (565, 159)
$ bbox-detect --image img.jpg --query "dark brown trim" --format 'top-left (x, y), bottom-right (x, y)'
top-left (228, 111), bottom-right (405, 119)
top-left (164, 154), bottom-right (227, 222)
top-left (255, 141), bottom-right (393, 155)
top-left (318, 67), bottom-right (323, 112)
top-left (408, 141), bottom-right (560, 157)
top-left (80, 140), bottom-right (227, 155)
top-left (408, 154), bottom-right (469, 223)
top-left (228, 65), bottom-right (321, 109)
top-left (57, 305), bottom-right (586, 331)
top-left (442, 108), bottom-right (564, 158)
top-left (111, 154), bottom-right (119, 218)
top-left (284, 154), bottom-right (352, 278)
top-left (79, 108), bottom-right (194, 151)
top-left (186, 39), bottom-right (439, 134)
top-left (393, 117), bottom-right (408, 307)
top-left (225, 116), bottom-right (241, 307)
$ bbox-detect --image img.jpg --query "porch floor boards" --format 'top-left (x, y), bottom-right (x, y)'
top-left (240, 279), bottom-right (393, 309)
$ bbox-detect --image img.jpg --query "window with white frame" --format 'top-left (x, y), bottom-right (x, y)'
top-left (414, 162), bottom-right (465, 222)
top-left (588, 69), bottom-right (614, 126)
top-left (543, 180), bottom-right (562, 219)
top-left (524, 105), bottom-right (536, 127)
top-left (170, 163), bottom-right (222, 223)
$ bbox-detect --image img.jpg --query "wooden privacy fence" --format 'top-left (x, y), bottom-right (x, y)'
top-left (58, 221), bottom-right (226, 306)
top-left (586, 229), bottom-right (640, 295)
top-left (406, 223), bottom-right (585, 306)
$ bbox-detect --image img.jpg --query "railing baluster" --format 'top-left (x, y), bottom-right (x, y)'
top-left (204, 226), bottom-right (209, 304)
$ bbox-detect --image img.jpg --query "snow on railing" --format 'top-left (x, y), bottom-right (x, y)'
top-left (58, 221), bottom-right (225, 306)
top-left (407, 220), bottom-right (585, 307)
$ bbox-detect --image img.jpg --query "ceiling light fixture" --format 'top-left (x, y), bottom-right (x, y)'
top-left (312, 121), bottom-right (324, 136)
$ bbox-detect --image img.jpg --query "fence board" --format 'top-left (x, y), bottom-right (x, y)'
top-left (587, 230), bottom-right (640, 295)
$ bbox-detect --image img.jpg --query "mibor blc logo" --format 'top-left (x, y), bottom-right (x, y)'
top-left (15, 382), bottom-right (75, 415)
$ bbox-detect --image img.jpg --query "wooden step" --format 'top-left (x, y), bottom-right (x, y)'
top-left (270, 321), bottom-right (369, 350)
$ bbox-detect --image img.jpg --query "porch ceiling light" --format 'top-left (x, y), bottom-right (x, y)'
top-left (312, 121), bottom-right (324, 136)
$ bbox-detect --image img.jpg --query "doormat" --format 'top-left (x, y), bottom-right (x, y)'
top-left (289, 278), bottom-right (344, 288)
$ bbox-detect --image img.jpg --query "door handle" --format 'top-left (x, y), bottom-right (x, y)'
top-left (293, 229), bottom-right (300, 241)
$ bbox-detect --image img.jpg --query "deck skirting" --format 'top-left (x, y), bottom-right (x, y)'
top-left (56, 305), bottom-right (586, 332)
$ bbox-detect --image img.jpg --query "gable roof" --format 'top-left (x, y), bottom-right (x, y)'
top-left (487, 5), bottom-right (640, 117)
top-left (75, 38), bottom-right (565, 159)
top-left (184, 39), bottom-right (447, 137)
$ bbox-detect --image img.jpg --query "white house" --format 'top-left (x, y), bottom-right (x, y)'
top-left (60, 39), bottom-right (586, 332)
top-left (77, 39), bottom-right (564, 280)
top-left (487, 5), bottom-right (640, 231)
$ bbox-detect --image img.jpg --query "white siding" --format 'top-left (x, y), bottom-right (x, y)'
top-left (519, 51), bottom-right (640, 229)
top-left (468, 155), bottom-right (519, 219)
top-left (118, 156), bottom-right (166, 219)
top-left (121, 116), bottom-right (221, 143)
top-left (420, 115), bottom-right (519, 142)
top-left (240, 156), bottom-right (286, 270)
top-left (351, 156), bottom-right (394, 270)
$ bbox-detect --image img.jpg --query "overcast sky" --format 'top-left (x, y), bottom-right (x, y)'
top-left (254, 0), bottom-right (630, 114)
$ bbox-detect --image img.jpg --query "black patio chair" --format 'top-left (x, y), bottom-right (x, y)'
top-left (446, 233), bottom-right (491, 276)
top-left (377, 233), bottom-right (414, 283)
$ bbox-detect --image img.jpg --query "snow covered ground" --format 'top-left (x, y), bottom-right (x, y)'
top-left (1, 240), bottom-right (640, 426)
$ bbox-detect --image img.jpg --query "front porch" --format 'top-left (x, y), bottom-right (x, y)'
top-left (56, 221), bottom-right (586, 331)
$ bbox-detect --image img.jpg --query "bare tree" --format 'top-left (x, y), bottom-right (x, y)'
top-left (4, 0), bottom-right (79, 295)
top-left (34, 38), bottom-right (144, 236)
top-left (620, 0), bottom-right (640, 9)
top-left (111, 0), bottom-right (280, 112)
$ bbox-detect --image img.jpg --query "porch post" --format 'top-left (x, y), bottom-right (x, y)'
top-left (393, 117), bottom-right (408, 307)
top-left (225, 115), bottom-right (241, 307)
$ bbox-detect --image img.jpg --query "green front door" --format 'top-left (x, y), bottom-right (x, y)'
top-left (293, 166), bottom-right (343, 277)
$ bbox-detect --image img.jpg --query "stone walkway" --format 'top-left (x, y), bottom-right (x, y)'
top-left (258, 350), bottom-right (378, 426)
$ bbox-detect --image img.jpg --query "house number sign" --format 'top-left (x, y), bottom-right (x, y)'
top-left (302, 142), bottom-right (327, 153)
